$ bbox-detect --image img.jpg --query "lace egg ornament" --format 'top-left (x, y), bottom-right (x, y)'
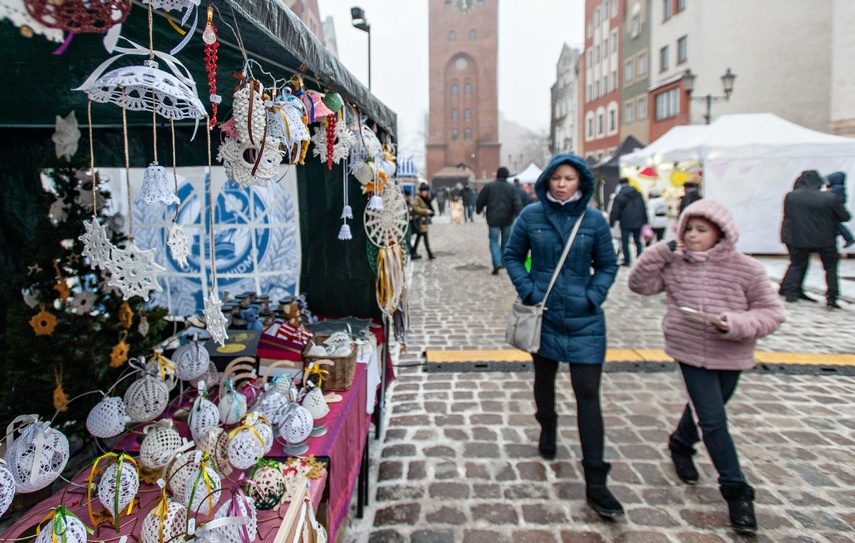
top-left (34, 506), bottom-right (88, 543)
top-left (267, 376), bottom-right (298, 401)
top-left (183, 460), bottom-right (221, 516)
top-left (226, 425), bottom-right (264, 471)
top-left (195, 427), bottom-right (231, 478)
top-left (188, 397), bottom-right (219, 442)
top-left (140, 422), bottom-right (183, 470)
top-left (0, 460), bottom-right (15, 518)
top-left (166, 452), bottom-right (199, 497)
top-left (211, 492), bottom-right (257, 543)
top-left (217, 387), bottom-right (247, 425)
top-left (251, 416), bottom-right (274, 455)
top-left (173, 339), bottom-right (210, 382)
top-left (97, 457), bottom-right (140, 526)
top-left (231, 84), bottom-right (267, 146)
top-left (278, 404), bottom-right (313, 446)
top-left (248, 461), bottom-right (286, 511)
top-left (4, 417), bottom-right (69, 493)
top-left (302, 385), bottom-right (329, 421)
top-left (141, 497), bottom-right (186, 543)
top-left (86, 396), bottom-right (127, 439)
top-left (255, 391), bottom-right (289, 427)
top-left (124, 375), bottom-right (170, 423)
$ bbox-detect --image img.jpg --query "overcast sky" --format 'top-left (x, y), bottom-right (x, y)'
top-left (318, 0), bottom-right (585, 162)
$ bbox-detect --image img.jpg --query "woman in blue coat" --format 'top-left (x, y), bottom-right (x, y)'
top-left (504, 154), bottom-right (621, 518)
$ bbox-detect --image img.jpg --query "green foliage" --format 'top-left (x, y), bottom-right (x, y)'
top-left (0, 154), bottom-right (168, 437)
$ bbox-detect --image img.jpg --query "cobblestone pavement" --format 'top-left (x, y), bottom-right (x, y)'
top-left (343, 217), bottom-right (855, 543)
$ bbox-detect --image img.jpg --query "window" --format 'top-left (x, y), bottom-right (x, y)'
top-left (451, 83), bottom-right (458, 95)
top-left (638, 53), bottom-right (647, 76)
top-left (611, 70), bottom-right (617, 92)
top-left (610, 0), bottom-right (617, 17)
top-left (586, 83), bottom-right (592, 102)
top-left (631, 15), bottom-right (640, 38)
top-left (638, 97), bottom-right (648, 119)
top-left (594, 7), bottom-right (600, 26)
top-left (451, 109), bottom-right (458, 120)
top-left (586, 116), bottom-right (594, 139)
top-left (477, 0), bottom-right (484, 5)
top-left (663, 0), bottom-right (672, 20)
top-left (464, 128), bottom-right (472, 140)
top-left (452, 128), bottom-right (459, 140)
top-left (594, 45), bottom-right (600, 63)
top-left (465, 107), bottom-right (471, 119)
top-left (677, 0), bottom-right (686, 12)
top-left (625, 101), bottom-right (634, 124)
top-left (587, 20), bottom-right (593, 38)
top-left (677, 36), bottom-right (688, 64)
top-left (597, 112), bottom-right (604, 135)
top-left (609, 109), bottom-right (616, 131)
top-left (444, 0), bottom-right (451, 8)
top-left (448, 30), bottom-right (456, 41)
top-left (611, 29), bottom-right (618, 52)
top-left (603, 37), bottom-right (608, 56)
top-left (464, 82), bottom-right (472, 95)
top-left (594, 80), bottom-right (599, 99)
top-left (587, 49), bottom-right (592, 68)
top-left (625, 60), bottom-right (634, 83)
top-left (469, 29), bottom-right (476, 40)
top-left (659, 46), bottom-right (669, 71)
top-left (655, 88), bottom-right (680, 120)
top-left (603, 76), bottom-right (608, 94)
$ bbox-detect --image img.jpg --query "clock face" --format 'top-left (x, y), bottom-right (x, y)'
top-left (454, 0), bottom-right (474, 14)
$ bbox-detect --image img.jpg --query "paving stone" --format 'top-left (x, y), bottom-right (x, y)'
top-left (375, 485), bottom-right (425, 502)
top-left (521, 503), bottom-right (570, 524)
top-left (502, 483), bottom-right (551, 499)
top-left (516, 462), bottom-right (548, 481)
top-left (433, 461), bottom-right (460, 480)
top-left (424, 506), bottom-right (468, 525)
top-left (559, 532), bottom-right (608, 543)
top-left (495, 462), bottom-right (517, 482)
top-left (465, 462), bottom-right (490, 480)
top-left (428, 482), bottom-right (469, 499)
top-left (373, 503), bottom-right (421, 526)
top-left (680, 509), bottom-right (730, 530)
top-left (408, 461), bottom-right (426, 480)
top-left (423, 445), bottom-right (455, 458)
top-left (410, 530), bottom-right (455, 543)
top-left (470, 414), bottom-right (503, 425)
top-left (412, 429), bottom-right (438, 441)
top-left (433, 415), bottom-right (465, 426)
top-left (462, 530), bottom-right (510, 543)
top-left (377, 461), bottom-right (403, 482)
top-left (470, 503), bottom-right (519, 524)
top-left (471, 483), bottom-right (502, 499)
top-left (367, 530), bottom-right (406, 543)
top-left (382, 444), bottom-right (417, 458)
top-left (627, 506), bottom-right (680, 527)
top-left (511, 530), bottom-right (558, 543)
top-left (612, 531), bottom-right (673, 543)
top-left (443, 428), bottom-right (469, 442)
top-left (464, 442), bottom-right (500, 458)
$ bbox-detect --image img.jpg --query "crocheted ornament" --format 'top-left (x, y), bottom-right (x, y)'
top-left (147, 353), bottom-right (178, 391)
top-left (119, 301), bottom-right (134, 328)
top-left (29, 308), bottom-right (57, 336)
top-left (135, 163), bottom-right (180, 206)
top-left (278, 404), bottom-right (313, 446)
top-left (124, 375), bottom-right (170, 423)
top-left (71, 290), bottom-right (96, 315)
top-left (306, 344), bottom-right (327, 357)
top-left (231, 83), bottom-right (266, 146)
top-left (24, 0), bottom-right (131, 34)
top-left (138, 314), bottom-right (150, 336)
top-left (360, 125), bottom-right (383, 159)
top-left (141, 498), bottom-right (186, 543)
top-left (195, 427), bottom-right (231, 478)
top-left (110, 338), bottom-right (129, 367)
top-left (34, 507), bottom-right (88, 543)
top-left (167, 452), bottom-right (198, 497)
top-left (0, 460), bottom-right (15, 518)
top-left (86, 396), bottom-right (127, 438)
top-left (248, 461), bottom-right (285, 511)
top-left (183, 461), bottom-right (221, 516)
top-left (218, 387), bottom-right (247, 425)
top-left (4, 417), bottom-right (69, 493)
top-left (302, 385), bottom-right (329, 421)
top-left (364, 182), bottom-right (409, 247)
top-left (226, 424), bottom-right (264, 470)
top-left (188, 396), bottom-right (219, 443)
top-left (217, 135), bottom-right (283, 188)
top-left (249, 414), bottom-right (274, 455)
top-left (140, 422), bottom-right (182, 470)
top-left (105, 241), bottom-right (165, 302)
top-left (211, 492), bottom-right (257, 543)
top-left (255, 391), bottom-right (289, 427)
top-left (173, 339), bottom-right (210, 382)
top-left (311, 121), bottom-right (354, 166)
top-left (144, 0), bottom-right (198, 12)
top-left (97, 458), bottom-right (139, 526)
top-left (203, 292), bottom-right (229, 347)
top-left (193, 362), bottom-right (219, 391)
top-left (167, 223), bottom-right (191, 269)
top-left (0, 0), bottom-right (64, 42)
top-left (323, 331), bottom-right (351, 349)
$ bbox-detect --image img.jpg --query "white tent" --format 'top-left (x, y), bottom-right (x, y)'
top-left (515, 163), bottom-right (543, 184)
top-left (631, 114), bottom-right (855, 254)
top-left (619, 125), bottom-right (710, 167)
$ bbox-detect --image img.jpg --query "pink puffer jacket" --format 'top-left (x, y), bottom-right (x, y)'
top-left (628, 198), bottom-right (785, 371)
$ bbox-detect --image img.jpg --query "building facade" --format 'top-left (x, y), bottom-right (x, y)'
top-left (550, 44), bottom-right (581, 155)
top-left (831, 0), bottom-right (855, 137)
top-left (426, 0), bottom-right (500, 183)
top-left (283, 0), bottom-right (323, 39)
top-left (620, 0), bottom-right (650, 146)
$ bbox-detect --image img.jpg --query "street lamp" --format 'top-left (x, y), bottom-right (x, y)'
top-left (682, 67), bottom-right (736, 124)
top-left (350, 7), bottom-right (371, 90)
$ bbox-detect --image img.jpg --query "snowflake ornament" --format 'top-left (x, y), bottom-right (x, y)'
top-left (79, 219), bottom-right (113, 270)
top-left (311, 122), bottom-right (355, 166)
top-left (203, 292), bottom-right (229, 347)
top-left (52, 111), bottom-right (81, 161)
top-left (167, 223), bottom-right (191, 268)
top-left (105, 241), bottom-right (165, 301)
top-left (71, 290), bottom-right (96, 315)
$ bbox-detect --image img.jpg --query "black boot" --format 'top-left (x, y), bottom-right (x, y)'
top-left (720, 483), bottom-right (757, 533)
top-left (534, 413), bottom-right (556, 460)
top-left (669, 435), bottom-right (699, 484)
top-left (583, 463), bottom-right (624, 519)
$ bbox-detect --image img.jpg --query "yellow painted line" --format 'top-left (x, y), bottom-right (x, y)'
top-left (425, 349), bottom-right (855, 366)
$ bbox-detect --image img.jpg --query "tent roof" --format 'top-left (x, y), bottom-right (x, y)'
top-left (659, 113), bottom-right (855, 162)
top-left (514, 163), bottom-right (542, 184)
top-left (620, 126), bottom-right (710, 167)
top-left (593, 135), bottom-right (646, 169)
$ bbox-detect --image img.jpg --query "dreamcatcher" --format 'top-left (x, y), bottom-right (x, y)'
top-left (364, 184), bottom-right (408, 319)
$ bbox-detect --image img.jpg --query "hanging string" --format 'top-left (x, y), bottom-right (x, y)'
top-left (171, 118), bottom-right (179, 222)
top-left (120, 86), bottom-right (133, 240)
top-left (87, 100), bottom-right (97, 216)
top-left (206, 116), bottom-right (217, 292)
top-left (147, 0), bottom-right (155, 61)
top-left (152, 94), bottom-right (158, 164)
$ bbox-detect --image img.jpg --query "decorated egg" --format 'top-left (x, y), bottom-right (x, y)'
top-left (141, 499), bottom-right (186, 543)
top-left (212, 493), bottom-right (257, 543)
top-left (124, 375), bottom-right (170, 423)
top-left (97, 458), bottom-right (140, 523)
top-left (195, 427), bottom-right (231, 478)
top-left (302, 386), bottom-right (329, 421)
top-left (5, 418), bottom-right (69, 493)
top-left (0, 460), bottom-right (16, 518)
top-left (140, 421), bottom-right (183, 470)
top-left (218, 388), bottom-right (248, 425)
top-left (248, 462), bottom-right (286, 511)
top-left (173, 340), bottom-right (210, 382)
top-left (188, 397), bottom-right (219, 442)
top-left (183, 463), bottom-right (221, 516)
top-left (227, 427), bottom-right (264, 470)
top-left (35, 506), bottom-right (87, 543)
top-left (167, 452), bottom-right (199, 497)
top-left (278, 404), bottom-right (313, 445)
top-left (86, 396), bottom-right (127, 438)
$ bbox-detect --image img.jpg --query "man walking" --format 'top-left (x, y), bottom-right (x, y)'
top-left (780, 170), bottom-right (851, 309)
top-left (476, 167), bottom-right (522, 275)
top-left (436, 186), bottom-right (448, 216)
top-left (514, 178), bottom-right (531, 207)
top-left (608, 178), bottom-right (649, 266)
top-left (679, 181), bottom-right (702, 215)
top-left (461, 183), bottom-right (476, 222)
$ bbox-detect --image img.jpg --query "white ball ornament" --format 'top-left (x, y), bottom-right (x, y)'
top-left (140, 422), bottom-right (183, 470)
top-left (146, 354), bottom-right (178, 391)
top-left (218, 388), bottom-right (248, 425)
top-left (255, 392), bottom-right (289, 426)
top-left (141, 499), bottom-right (186, 543)
top-left (35, 507), bottom-right (88, 543)
top-left (86, 396), bottom-right (127, 438)
top-left (0, 460), bottom-right (17, 518)
top-left (212, 493), bottom-right (257, 543)
top-left (248, 462), bottom-right (286, 511)
top-left (188, 397), bottom-right (220, 442)
top-left (125, 375), bottom-right (170, 423)
top-left (173, 339), bottom-right (210, 382)
top-left (226, 426), bottom-right (264, 470)
top-left (167, 451), bottom-right (199, 497)
top-left (183, 462), bottom-right (221, 516)
top-left (278, 404), bottom-right (313, 446)
top-left (251, 416), bottom-right (274, 455)
top-left (5, 418), bottom-right (69, 493)
top-left (97, 458), bottom-right (140, 525)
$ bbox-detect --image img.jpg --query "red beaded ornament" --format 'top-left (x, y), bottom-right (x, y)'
top-left (326, 115), bottom-right (336, 171)
top-left (203, 8), bottom-right (219, 127)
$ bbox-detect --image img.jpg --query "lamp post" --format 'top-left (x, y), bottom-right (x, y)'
top-left (350, 7), bottom-right (371, 90)
top-left (682, 68), bottom-right (736, 124)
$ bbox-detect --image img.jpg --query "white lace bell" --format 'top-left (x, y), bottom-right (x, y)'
top-left (306, 345), bottom-right (327, 357)
top-left (212, 493), bottom-right (257, 543)
top-left (140, 422), bottom-right (182, 470)
top-left (97, 458), bottom-right (140, 523)
top-left (218, 388), bottom-right (248, 425)
top-left (267, 376), bottom-right (297, 401)
top-left (141, 499), bottom-right (186, 543)
top-left (248, 463), bottom-right (286, 511)
top-left (0, 460), bottom-right (15, 518)
top-left (86, 396), bottom-right (127, 438)
top-left (4, 418), bottom-right (69, 493)
top-left (226, 426), bottom-right (264, 470)
top-left (135, 162), bottom-right (180, 206)
top-left (183, 463), bottom-right (221, 516)
top-left (278, 404), bottom-right (313, 445)
top-left (302, 386), bottom-right (330, 421)
top-left (188, 397), bottom-right (220, 442)
top-left (173, 339), bottom-right (210, 382)
top-left (35, 507), bottom-right (88, 543)
top-left (124, 375), bottom-right (170, 423)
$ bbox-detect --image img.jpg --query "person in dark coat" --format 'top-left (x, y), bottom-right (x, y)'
top-left (779, 170), bottom-right (851, 308)
top-left (435, 186), bottom-right (448, 216)
top-left (460, 183), bottom-right (477, 222)
top-left (410, 183), bottom-right (435, 259)
top-left (503, 154), bottom-right (622, 519)
top-left (826, 172), bottom-right (854, 248)
top-left (514, 178), bottom-right (532, 207)
top-left (476, 167), bottom-right (523, 274)
top-left (679, 181), bottom-right (702, 214)
top-left (608, 178), bottom-right (649, 266)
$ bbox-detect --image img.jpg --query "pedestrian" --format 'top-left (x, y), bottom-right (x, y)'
top-left (450, 195), bottom-right (464, 224)
top-left (779, 170), bottom-right (851, 308)
top-left (628, 198), bottom-right (785, 534)
top-left (410, 183), bottom-right (436, 260)
top-left (826, 172), bottom-right (854, 248)
top-left (435, 186), bottom-right (448, 216)
top-left (503, 154), bottom-right (622, 519)
top-left (476, 167), bottom-right (523, 274)
top-left (513, 177), bottom-right (531, 207)
top-left (460, 183), bottom-right (477, 222)
top-left (679, 181), bottom-right (702, 215)
top-left (647, 187), bottom-right (669, 242)
top-left (608, 178), bottom-right (649, 266)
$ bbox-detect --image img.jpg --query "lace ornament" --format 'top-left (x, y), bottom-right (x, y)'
top-left (0, 461), bottom-right (15, 518)
top-left (86, 396), bottom-right (126, 438)
top-left (188, 396), bottom-right (219, 443)
top-left (141, 499), bottom-right (186, 543)
top-left (4, 418), bottom-right (69, 493)
top-left (71, 290), bottom-right (96, 315)
top-left (217, 135), bottom-right (283, 188)
top-left (34, 507), bottom-right (88, 543)
top-left (195, 427), bottom-right (231, 478)
top-left (167, 223), bottom-right (191, 269)
top-left (183, 463), bottom-right (221, 516)
top-left (226, 425), bottom-right (263, 470)
top-left (232, 84), bottom-right (266, 146)
top-left (24, 0), bottom-right (130, 34)
top-left (364, 182), bottom-right (409, 247)
top-left (255, 391), bottom-right (289, 427)
top-left (203, 292), bottom-right (229, 347)
top-left (360, 125), bottom-right (383, 159)
top-left (143, 0), bottom-right (198, 12)
top-left (136, 163), bottom-right (180, 206)
top-left (311, 122), bottom-right (354, 166)
top-left (211, 494), bottom-right (257, 543)
top-left (105, 241), bottom-right (165, 301)
top-left (249, 414), bottom-right (274, 455)
top-left (173, 338), bottom-right (210, 382)
top-left (193, 362), bottom-right (219, 391)
top-left (140, 421), bottom-right (182, 469)
top-left (278, 404), bottom-right (313, 446)
top-left (302, 385), bottom-right (329, 421)
top-left (97, 459), bottom-right (139, 524)
top-left (147, 354), bottom-right (178, 391)
top-left (124, 375), bottom-right (169, 423)
top-left (248, 462), bottom-right (285, 511)
top-left (167, 452), bottom-right (198, 497)
top-left (0, 0), bottom-right (64, 42)
top-left (217, 387), bottom-right (247, 425)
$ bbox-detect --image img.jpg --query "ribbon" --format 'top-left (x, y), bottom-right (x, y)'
top-left (227, 418), bottom-right (264, 448)
top-left (305, 363), bottom-right (330, 389)
top-left (153, 487), bottom-right (169, 543)
top-left (150, 350), bottom-right (176, 380)
top-left (222, 381), bottom-right (242, 424)
top-left (185, 453), bottom-right (216, 524)
top-left (87, 453), bottom-right (138, 530)
top-left (52, 32), bottom-right (74, 56)
top-left (37, 506), bottom-right (94, 543)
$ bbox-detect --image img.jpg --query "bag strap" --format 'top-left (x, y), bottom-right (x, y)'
top-left (542, 208), bottom-right (586, 307)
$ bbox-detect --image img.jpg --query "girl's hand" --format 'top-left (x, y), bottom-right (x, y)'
top-left (712, 315), bottom-right (729, 332)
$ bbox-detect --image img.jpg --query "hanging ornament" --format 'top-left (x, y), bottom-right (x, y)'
top-left (34, 506), bottom-right (90, 543)
top-left (53, 367), bottom-right (69, 413)
top-left (360, 124), bottom-right (383, 159)
top-left (247, 460), bottom-right (286, 511)
top-left (364, 182), bottom-right (409, 247)
top-left (90, 454), bottom-right (139, 530)
top-left (321, 91), bottom-right (344, 114)
top-left (138, 314), bottom-right (150, 336)
top-left (79, 219), bottom-right (113, 270)
top-left (203, 291), bottom-right (229, 347)
top-left (218, 384), bottom-right (247, 425)
top-left (110, 335), bottom-right (130, 367)
top-left (4, 416), bottom-right (69, 493)
top-left (217, 135), bottom-right (283, 188)
top-left (124, 374), bottom-right (170, 423)
top-left (202, 6), bottom-right (219, 126)
top-left (140, 421), bottom-right (182, 470)
top-left (118, 301), bottom-right (134, 328)
top-left (226, 422), bottom-right (263, 470)
top-left (232, 80), bottom-right (266, 146)
top-left (29, 307), bottom-right (57, 336)
top-left (148, 350), bottom-right (178, 391)
top-left (105, 242), bottom-right (165, 302)
top-left (173, 337), bottom-right (210, 382)
top-left (135, 162), bottom-right (180, 206)
top-left (141, 493), bottom-right (186, 543)
top-left (325, 116), bottom-right (336, 170)
top-left (0, 460), bottom-right (16, 519)
top-left (86, 396), bottom-right (127, 438)
top-left (311, 119), bottom-right (354, 167)
top-left (70, 290), bottom-right (96, 315)
top-left (188, 396), bottom-right (219, 443)
top-left (209, 487), bottom-right (257, 543)
top-left (268, 91), bottom-right (310, 164)
top-left (24, 0), bottom-right (131, 34)
top-left (183, 454), bottom-right (221, 517)
top-left (0, 0), bottom-right (64, 42)
top-left (167, 223), bottom-right (191, 269)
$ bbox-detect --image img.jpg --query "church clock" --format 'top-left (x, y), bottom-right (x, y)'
top-left (453, 0), bottom-right (474, 15)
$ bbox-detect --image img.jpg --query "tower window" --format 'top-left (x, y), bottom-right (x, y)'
top-left (464, 128), bottom-right (472, 140)
top-left (448, 30), bottom-right (456, 41)
top-left (464, 107), bottom-right (471, 119)
top-left (452, 109), bottom-right (459, 120)
top-left (465, 83), bottom-right (472, 95)
top-left (469, 29), bottom-right (476, 40)
top-left (451, 83), bottom-right (459, 95)
top-left (452, 128), bottom-right (459, 140)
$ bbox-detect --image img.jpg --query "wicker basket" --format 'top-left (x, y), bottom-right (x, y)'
top-left (302, 335), bottom-right (357, 391)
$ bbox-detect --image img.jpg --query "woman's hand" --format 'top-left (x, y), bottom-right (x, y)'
top-left (712, 315), bottom-right (729, 332)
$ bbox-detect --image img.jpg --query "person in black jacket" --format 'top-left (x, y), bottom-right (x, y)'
top-left (780, 170), bottom-right (851, 309)
top-left (679, 181), bottom-right (702, 215)
top-left (608, 178), bottom-right (649, 266)
top-left (476, 167), bottom-right (523, 274)
top-left (461, 183), bottom-right (477, 222)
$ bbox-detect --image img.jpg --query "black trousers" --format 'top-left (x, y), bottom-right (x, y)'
top-left (411, 232), bottom-right (432, 256)
top-left (780, 245), bottom-right (839, 302)
top-left (533, 354), bottom-right (604, 467)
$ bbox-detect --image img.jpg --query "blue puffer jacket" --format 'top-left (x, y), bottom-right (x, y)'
top-left (503, 154), bottom-right (618, 364)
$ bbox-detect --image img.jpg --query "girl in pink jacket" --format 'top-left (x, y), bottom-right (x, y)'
top-left (628, 198), bottom-right (785, 534)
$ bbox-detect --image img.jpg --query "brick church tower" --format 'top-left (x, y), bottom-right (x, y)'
top-left (426, 0), bottom-right (500, 183)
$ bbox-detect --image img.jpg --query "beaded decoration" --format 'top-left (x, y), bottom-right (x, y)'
top-left (140, 421), bottom-right (182, 470)
top-left (124, 375), bottom-right (170, 423)
top-left (4, 417), bottom-right (69, 493)
top-left (86, 396), bottom-right (127, 438)
top-left (202, 6), bottom-right (219, 127)
top-left (141, 497), bottom-right (186, 543)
